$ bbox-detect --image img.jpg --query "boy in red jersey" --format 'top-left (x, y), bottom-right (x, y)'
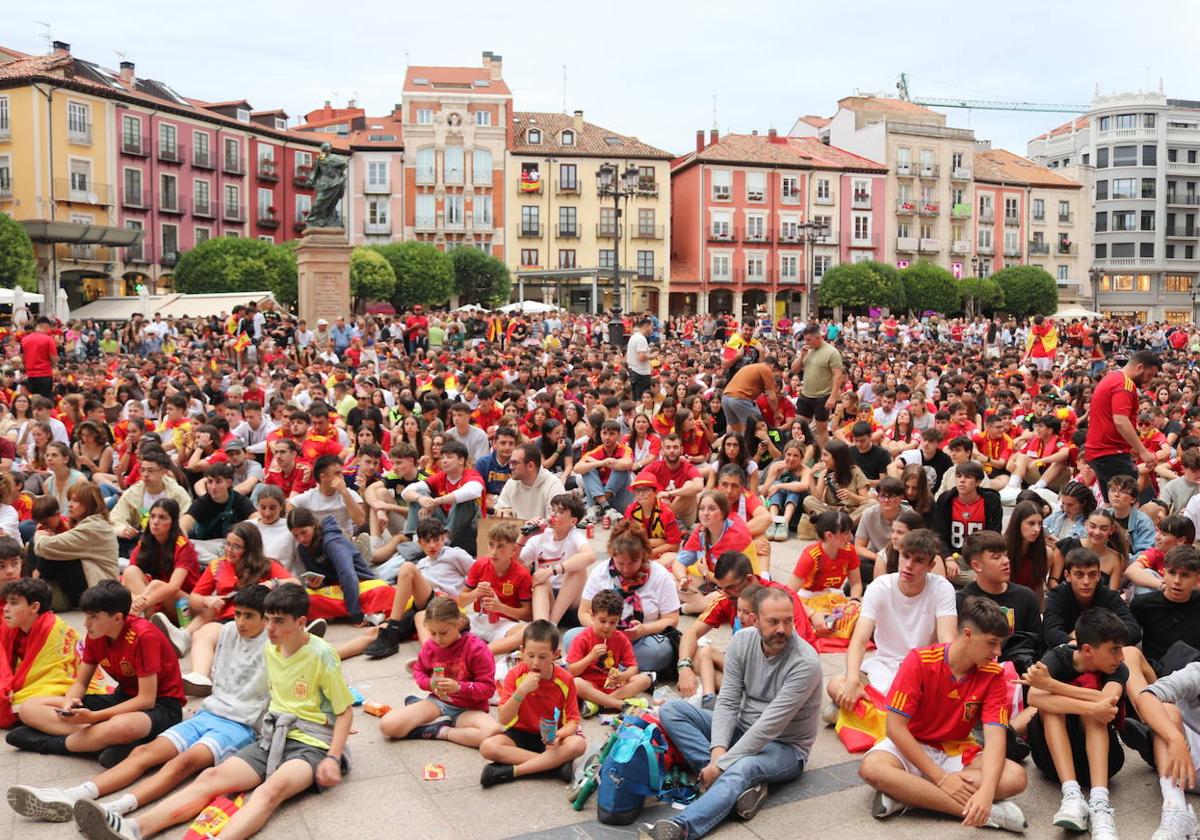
top-left (401, 439), bottom-right (486, 555)
top-left (789, 511), bottom-right (862, 636)
top-left (566, 590), bottom-right (651, 716)
top-left (457, 522), bottom-right (532, 656)
top-left (859, 596), bottom-right (1028, 832)
top-left (932, 461), bottom-right (1002, 555)
top-left (479, 620), bottom-right (587, 787)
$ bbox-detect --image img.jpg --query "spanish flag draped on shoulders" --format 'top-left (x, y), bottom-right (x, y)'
top-left (0, 609), bottom-right (81, 727)
top-left (1025, 316), bottom-right (1058, 360)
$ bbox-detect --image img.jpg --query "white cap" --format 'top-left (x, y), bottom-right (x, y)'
top-left (317, 318), bottom-right (329, 326)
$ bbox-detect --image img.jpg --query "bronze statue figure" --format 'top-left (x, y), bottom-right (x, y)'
top-left (304, 142), bottom-right (348, 229)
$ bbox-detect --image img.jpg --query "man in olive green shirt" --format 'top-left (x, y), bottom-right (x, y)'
top-left (791, 323), bottom-right (844, 447)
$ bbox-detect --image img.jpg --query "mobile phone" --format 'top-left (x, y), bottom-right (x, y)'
top-left (55, 707), bottom-right (77, 717)
top-left (300, 571), bottom-right (326, 588)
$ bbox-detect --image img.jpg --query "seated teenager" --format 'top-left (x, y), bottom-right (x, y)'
top-left (858, 596), bottom-right (1028, 832)
top-left (574, 420), bottom-right (635, 526)
top-left (180, 463), bottom-right (256, 561)
top-left (288, 507), bottom-right (393, 626)
top-left (71, 584), bottom-right (353, 840)
top-left (29, 483), bottom-right (119, 610)
top-left (400, 439), bottom-right (485, 556)
top-left (956, 530), bottom-right (1043, 674)
top-left (1042, 548), bottom-right (1142, 650)
top-left (932, 461), bottom-right (1003, 558)
top-left (675, 490), bottom-right (759, 614)
top-left (289, 454), bottom-right (366, 540)
top-left (789, 510), bottom-right (863, 639)
top-left (1126, 515), bottom-right (1195, 593)
top-left (122, 499), bottom-right (200, 619)
top-left (518, 493), bottom-right (594, 624)
top-left (1126, 545), bottom-right (1200, 714)
top-left (7, 585), bottom-right (269, 823)
top-left (635, 433), bottom-right (704, 526)
top-left (1131, 656), bottom-right (1200, 839)
top-left (7, 580), bottom-right (184, 766)
top-left (0, 577), bottom-right (80, 729)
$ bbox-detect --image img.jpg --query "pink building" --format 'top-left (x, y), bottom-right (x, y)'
top-left (670, 129), bottom-right (887, 317)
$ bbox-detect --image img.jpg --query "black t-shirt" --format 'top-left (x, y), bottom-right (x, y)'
top-left (1131, 590), bottom-right (1200, 668)
top-left (186, 491), bottom-right (255, 540)
top-left (917, 448), bottom-right (953, 490)
top-left (1041, 643), bottom-right (1129, 689)
top-left (852, 445), bottom-right (893, 481)
top-left (957, 582), bottom-right (1044, 665)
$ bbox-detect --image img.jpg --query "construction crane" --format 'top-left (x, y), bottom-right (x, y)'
top-left (897, 73), bottom-right (1089, 113)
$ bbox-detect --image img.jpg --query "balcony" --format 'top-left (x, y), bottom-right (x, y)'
top-left (1004, 213), bottom-right (1020, 226)
top-left (223, 155), bottom-right (245, 176)
top-left (294, 212), bottom-right (309, 233)
top-left (414, 217), bottom-right (438, 233)
top-left (740, 227), bottom-right (771, 244)
top-left (1003, 244), bottom-right (1022, 257)
top-left (780, 190), bottom-right (802, 205)
top-left (712, 188), bottom-right (731, 202)
top-left (554, 224), bottom-right (580, 239)
top-left (55, 179), bottom-right (113, 205)
top-left (851, 192), bottom-right (872, 209)
top-left (977, 242), bottom-right (995, 255)
top-left (518, 176), bottom-right (543, 195)
top-left (951, 240), bottom-right (970, 255)
top-left (637, 180), bottom-right (659, 197)
top-left (706, 227), bottom-right (733, 243)
top-left (635, 267), bottom-right (664, 281)
top-left (67, 122), bottom-right (92, 145)
top-left (597, 223), bottom-right (618, 239)
top-left (778, 230), bottom-right (801, 244)
top-left (257, 210), bottom-right (280, 229)
top-left (776, 269), bottom-right (801, 284)
top-left (895, 199), bottom-right (916, 215)
top-left (1059, 212), bottom-right (1074, 224)
top-left (192, 148), bottom-right (215, 169)
top-left (222, 203), bottom-right (245, 223)
top-left (896, 236), bottom-right (917, 252)
top-left (518, 224), bottom-right (542, 238)
top-left (554, 179), bottom-right (579, 195)
top-left (1029, 240), bottom-right (1050, 255)
top-left (124, 247), bottom-right (148, 265)
top-left (159, 194), bottom-right (186, 215)
top-left (295, 166), bottom-right (314, 187)
top-left (192, 198), bottom-right (215, 218)
top-left (895, 162), bottom-right (913, 177)
top-left (1032, 213), bottom-right (1046, 225)
top-left (1167, 226), bottom-right (1199, 238)
top-left (160, 251), bottom-right (179, 268)
top-left (257, 161), bottom-right (279, 182)
top-left (918, 163), bottom-right (939, 179)
top-left (363, 178), bottom-right (390, 194)
top-left (979, 208), bottom-right (995, 223)
top-left (849, 233), bottom-right (879, 249)
top-left (919, 238), bottom-right (941, 251)
top-left (121, 187), bottom-right (149, 209)
top-left (950, 166), bottom-right (972, 181)
top-left (0, 180), bottom-right (10, 200)
top-left (158, 144), bottom-right (185, 165)
top-left (1167, 161), bottom-right (1200, 175)
top-left (918, 200), bottom-right (940, 216)
top-left (121, 136), bottom-right (149, 157)
top-left (1057, 242), bottom-right (1078, 255)
top-left (0, 118), bottom-right (9, 140)
top-left (365, 220), bottom-right (391, 235)
top-left (1167, 193), bottom-right (1200, 206)
top-left (951, 203), bottom-right (972, 219)
top-left (813, 194), bottom-right (834, 205)
top-left (632, 225), bottom-right (663, 240)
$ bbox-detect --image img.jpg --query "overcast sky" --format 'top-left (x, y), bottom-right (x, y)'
top-left (8, 0), bottom-right (1198, 158)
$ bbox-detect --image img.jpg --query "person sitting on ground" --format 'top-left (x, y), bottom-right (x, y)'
top-left (636, 433), bottom-right (705, 526)
top-left (761, 440), bottom-right (808, 542)
top-left (675, 490), bottom-right (759, 614)
top-left (492, 442), bottom-right (566, 521)
top-left (7, 579), bottom-right (184, 766)
top-left (378, 595), bottom-right (500, 747)
top-left (932, 461), bottom-right (1003, 557)
top-left (478, 620), bottom-right (588, 788)
top-left (853, 476), bottom-right (907, 585)
top-left (574, 419), bottom-right (635, 526)
top-left (29, 483), bottom-right (119, 610)
top-left (400, 439), bottom-right (486, 556)
top-left (1005, 414), bottom-right (1071, 496)
top-left (180, 463), bottom-right (256, 560)
top-left (789, 511), bottom-right (863, 639)
top-left (0, 577), bottom-right (80, 729)
top-left (251, 485), bottom-right (298, 573)
top-left (1126, 515), bottom-right (1195, 593)
top-left (289, 507), bottom-right (392, 626)
top-left (122, 499), bottom-right (200, 619)
top-left (1105, 474), bottom-right (1157, 556)
top-left (858, 596), bottom-right (1028, 832)
top-left (457, 522), bottom-right (532, 656)
top-left (262, 438), bottom-right (315, 500)
top-left (1042, 547), bottom-right (1142, 650)
top-left (802, 438), bottom-right (875, 526)
top-left (7, 584), bottom-right (269, 824)
top-left (71, 584), bottom-right (353, 840)
top-left (289, 455), bottom-right (366, 540)
top-left (955, 530), bottom-right (1043, 674)
top-left (713, 464), bottom-right (773, 565)
top-left (518, 492), bottom-right (594, 624)
top-left (625, 475), bottom-right (683, 559)
top-left (566, 589), bottom-right (652, 718)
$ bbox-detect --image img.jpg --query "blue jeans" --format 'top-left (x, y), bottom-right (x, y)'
top-left (658, 700), bottom-right (805, 838)
top-left (403, 494), bottom-right (479, 555)
top-left (767, 489), bottom-right (801, 510)
top-left (579, 468), bottom-right (632, 511)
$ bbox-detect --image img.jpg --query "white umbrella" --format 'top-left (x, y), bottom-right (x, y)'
top-left (499, 300), bottom-right (560, 314)
top-left (56, 288), bottom-right (70, 322)
top-left (452, 303), bottom-right (486, 313)
top-left (11, 286), bottom-right (27, 328)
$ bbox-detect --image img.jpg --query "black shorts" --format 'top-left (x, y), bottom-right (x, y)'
top-left (83, 691), bottom-right (183, 737)
top-left (795, 394), bottom-right (831, 423)
top-left (503, 727), bottom-right (547, 754)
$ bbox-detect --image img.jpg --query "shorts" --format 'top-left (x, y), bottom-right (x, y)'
top-left (162, 709), bottom-right (257, 764)
top-left (468, 611), bottom-right (521, 643)
top-left (233, 739), bottom-right (346, 792)
top-left (795, 394), bottom-right (831, 423)
top-left (861, 657), bottom-right (901, 695)
top-left (427, 696), bottom-right (472, 723)
top-left (503, 727), bottom-right (547, 754)
top-left (720, 395), bottom-right (761, 428)
top-left (867, 737), bottom-right (967, 778)
top-left (83, 692), bottom-right (183, 738)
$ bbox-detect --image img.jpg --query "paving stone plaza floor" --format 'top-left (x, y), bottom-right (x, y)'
top-left (1, 532), bottom-right (1174, 840)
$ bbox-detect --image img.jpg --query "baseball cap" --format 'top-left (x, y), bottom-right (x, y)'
top-left (224, 438), bottom-right (247, 452)
top-left (317, 318), bottom-right (329, 326)
top-left (630, 476), bottom-right (658, 491)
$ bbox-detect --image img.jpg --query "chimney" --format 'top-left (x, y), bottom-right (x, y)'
top-left (348, 98), bottom-right (356, 109)
top-left (768, 127), bottom-right (777, 140)
top-left (119, 60), bottom-right (135, 84)
top-left (573, 109), bottom-right (583, 133)
top-left (488, 53), bottom-right (503, 81)
top-left (51, 40), bottom-right (70, 55)
top-left (393, 103), bottom-right (403, 118)
top-left (696, 130), bottom-right (705, 153)
top-left (751, 129), bottom-right (758, 136)
top-left (710, 128), bottom-right (718, 146)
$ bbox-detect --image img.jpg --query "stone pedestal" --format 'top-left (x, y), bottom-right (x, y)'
top-left (296, 227), bottom-right (352, 326)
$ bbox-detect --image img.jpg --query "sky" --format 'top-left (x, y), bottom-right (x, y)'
top-left (7, 0), bottom-right (1199, 158)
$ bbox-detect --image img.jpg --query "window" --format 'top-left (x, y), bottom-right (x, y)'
top-left (1141, 210), bottom-right (1156, 231)
top-left (1004, 230), bottom-right (1019, 254)
top-left (638, 166), bottom-right (656, 192)
top-left (159, 123), bottom-right (177, 157)
top-left (1144, 145), bottom-right (1157, 166)
top-left (745, 171), bottom-right (765, 202)
top-left (1141, 242), bottom-right (1155, 258)
top-left (1097, 147), bottom-right (1109, 168)
top-left (1165, 275), bottom-right (1192, 292)
top-left (1082, 153), bottom-right (1090, 165)
top-left (417, 108), bottom-right (433, 125)
top-left (1112, 210), bottom-right (1135, 231)
top-left (193, 131), bottom-right (210, 166)
top-left (813, 255), bottom-right (831, 278)
top-left (1169, 149), bottom-right (1178, 163)
top-left (853, 214), bottom-right (870, 241)
top-left (194, 180), bottom-right (210, 213)
top-left (1112, 145), bottom-right (1137, 166)
top-left (68, 159), bottom-right (91, 194)
top-left (1099, 116), bottom-right (1111, 132)
top-left (780, 216), bottom-right (799, 241)
top-left (1115, 114), bottom-right (1137, 129)
top-left (919, 149), bottom-right (934, 171)
top-left (365, 161), bottom-right (387, 191)
top-left (527, 128), bottom-right (541, 144)
top-left (600, 207), bottom-right (618, 235)
top-left (558, 163), bottom-right (577, 191)
top-left (978, 228), bottom-right (993, 249)
top-left (780, 254), bottom-right (798, 279)
top-left (1033, 198), bottom-right (1045, 220)
top-left (638, 208), bottom-right (655, 236)
top-left (1096, 180), bottom-right (1108, 200)
top-left (952, 151), bottom-right (966, 170)
top-left (1112, 178), bottom-right (1137, 199)
top-left (367, 198), bottom-right (388, 226)
top-left (781, 175), bottom-right (799, 202)
top-left (637, 251), bottom-right (654, 279)
top-left (473, 195), bottom-right (493, 227)
top-left (816, 178), bottom-right (831, 200)
top-left (896, 147), bottom-right (911, 171)
top-left (1094, 244), bottom-right (1107, 259)
top-left (560, 130), bottom-right (574, 146)
top-left (745, 214), bottom-right (765, 241)
top-left (745, 253), bottom-right (764, 281)
top-left (1139, 178), bottom-right (1156, 199)
top-left (558, 206), bottom-right (577, 236)
top-left (224, 184), bottom-right (240, 216)
top-left (978, 194), bottom-right (993, 216)
top-left (416, 149), bottom-right (435, 183)
top-left (711, 169), bottom-right (731, 201)
top-left (257, 187), bottom-right (272, 219)
top-left (161, 223), bottom-right (179, 261)
top-left (296, 194), bottom-right (311, 224)
top-left (445, 194), bottom-right (464, 227)
top-left (415, 194), bottom-right (435, 227)
top-left (711, 253), bottom-right (730, 280)
top-left (852, 179), bottom-right (871, 204)
top-left (897, 221), bottom-right (911, 238)
top-left (443, 146), bottom-right (464, 184)
top-left (123, 168), bottom-right (142, 205)
top-left (599, 249), bottom-right (615, 269)
top-left (121, 115), bottom-right (141, 152)
top-left (1057, 265), bottom-right (1069, 281)
top-left (223, 138), bottom-right (240, 170)
top-left (67, 101), bottom-right (90, 142)
top-left (475, 110), bottom-right (491, 126)
top-left (0, 96), bottom-right (8, 135)
top-left (1112, 243), bottom-right (1135, 258)
top-left (521, 206), bottom-right (540, 235)
top-left (235, 108), bottom-right (250, 123)
top-left (1095, 212), bottom-right (1108, 232)
top-left (558, 249), bottom-right (576, 268)
top-left (1004, 197), bottom-right (1019, 220)
top-left (472, 149), bottom-right (492, 186)
top-left (122, 219), bottom-right (144, 260)
top-left (520, 249), bottom-right (538, 267)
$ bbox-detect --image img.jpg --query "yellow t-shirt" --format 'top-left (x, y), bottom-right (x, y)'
top-left (265, 634), bottom-right (353, 748)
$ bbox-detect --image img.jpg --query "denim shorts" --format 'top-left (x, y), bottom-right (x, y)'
top-left (427, 695), bottom-right (472, 723)
top-left (162, 709), bottom-right (256, 764)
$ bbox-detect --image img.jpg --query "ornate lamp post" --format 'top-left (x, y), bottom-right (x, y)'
top-left (799, 219), bottom-right (831, 320)
top-left (596, 162), bottom-right (642, 318)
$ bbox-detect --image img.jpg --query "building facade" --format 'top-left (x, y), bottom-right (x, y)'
top-left (1029, 91), bottom-right (1200, 322)
top-left (670, 129), bottom-right (887, 317)
top-left (400, 52), bottom-right (509, 260)
top-left (506, 110), bottom-right (672, 315)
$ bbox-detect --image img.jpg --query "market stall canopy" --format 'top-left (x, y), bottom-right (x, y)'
top-left (0, 288), bottom-right (45, 304)
top-left (19, 220), bottom-right (143, 247)
top-left (1054, 304), bottom-right (1102, 319)
top-left (70, 291), bottom-right (274, 322)
top-left (452, 304), bottom-right (487, 313)
top-left (498, 300), bottom-right (560, 314)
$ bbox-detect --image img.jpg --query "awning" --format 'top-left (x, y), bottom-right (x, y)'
top-left (153, 291), bottom-right (274, 320)
top-left (0, 288), bottom-right (44, 304)
top-left (515, 268), bottom-right (638, 281)
top-left (69, 296), bottom-right (169, 321)
top-left (19, 220), bottom-right (143, 247)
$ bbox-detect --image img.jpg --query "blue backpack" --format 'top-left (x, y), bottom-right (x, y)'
top-left (596, 715), bottom-right (669, 825)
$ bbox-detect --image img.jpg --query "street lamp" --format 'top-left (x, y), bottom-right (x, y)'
top-left (596, 161), bottom-right (642, 321)
top-left (799, 219), bottom-right (831, 320)
top-left (970, 255), bottom-right (979, 278)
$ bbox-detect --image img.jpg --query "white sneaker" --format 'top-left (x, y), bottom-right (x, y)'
top-left (1151, 805), bottom-right (1199, 840)
top-left (150, 612), bottom-right (190, 657)
top-left (1052, 792), bottom-right (1089, 832)
top-left (999, 486), bottom-right (1021, 506)
top-left (1089, 803), bottom-right (1119, 840)
top-left (585, 505), bottom-right (603, 525)
top-left (984, 800), bottom-right (1027, 833)
top-left (821, 698), bottom-right (840, 726)
top-left (871, 789), bottom-right (905, 820)
top-left (604, 507), bottom-right (623, 526)
top-left (6, 785), bottom-right (75, 822)
top-left (182, 672), bottom-right (213, 697)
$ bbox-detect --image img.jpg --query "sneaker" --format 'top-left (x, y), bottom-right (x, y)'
top-left (362, 612), bottom-right (386, 627)
top-left (6, 786), bottom-right (75, 822)
top-left (150, 612), bottom-right (190, 657)
top-left (5, 726), bottom-right (67, 755)
top-left (983, 800), bottom-right (1027, 833)
top-left (644, 820), bottom-right (685, 840)
top-left (822, 698), bottom-right (840, 726)
top-left (622, 697), bottom-right (650, 714)
top-left (1088, 803), bottom-right (1118, 840)
top-left (98, 744), bottom-right (134, 769)
top-left (1151, 805), bottom-right (1199, 840)
top-left (998, 486), bottom-right (1021, 506)
top-left (871, 789), bottom-right (906, 820)
top-left (73, 799), bottom-right (138, 840)
top-left (1052, 792), bottom-right (1089, 832)
top-left (479, 762), bottom-right (515, 788)
top-left (364, 620), bottom-right (403, 660)
top-left (734, 782), bottom-right (768, 820)
top-left (182, 672), bottom-right (212, 697)
top-left (580, 700), bottom-right (601, 719)
top-left (305, 618), bottom-right (327, 638)
top-left (556, 759), bottom-right (576, 784)
top-left (409, 717), bottom-right (451, 740)
top-left (1118, 718), bottom-right (1156, 769)
top-left (604, 507), bottom-right (623, 527)
top-left (584, 505), bottom-right (603, 525)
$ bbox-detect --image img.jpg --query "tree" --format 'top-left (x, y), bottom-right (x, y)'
top-left (0, 213), bottom-right (37, 292)
top-left (174, 237), bottom-right (298, 304)
top-left (450, 247), bottom-right (511, 308)
top-left (900, 261), bottom-right (959, 315)
top-left (371, 242), bottom-right (454, 308)
top-left (992, 265), bottom-right (1058, 317)
top-left (817, 260), bottom-right (904, 310)
top-left (349, 248), bottom-right (396, 309)
top-left (957, 277), bottom-right (1004, 317)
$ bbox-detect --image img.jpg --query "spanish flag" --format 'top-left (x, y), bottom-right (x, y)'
top-left (0, 611), bottom-right (80, 727)
top-left (1026, 321), bottom-right (1059, 356)
top-left (834, 684), bottom-right (889, 753)
top-left (232, 332), bottom-right (251, 353)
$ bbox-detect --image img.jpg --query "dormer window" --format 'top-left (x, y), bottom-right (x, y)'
top-left (561, 129), bottom-right (575, 146)
top-left (528, 128), bottom-right (541, 144)
top-left (236, 108), bottom-right (250, 123)
top-left (275, 118), bottom-right (287, 130)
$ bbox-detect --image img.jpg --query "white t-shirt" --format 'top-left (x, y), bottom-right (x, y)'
top-left (521, 528), bottom-right (588, 590)
top-left (291, 486), bottom-right (362, 539)
top-left (861, 572), bottom-right (956, 669)
top-left (581, 560), bottom-right (681, 624)
top-left (255, 518), bottom-right (298, 573)
top-left (626, 331), bottom-right (651, 376)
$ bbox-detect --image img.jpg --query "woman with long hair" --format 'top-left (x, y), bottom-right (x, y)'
top-left (802, 439), bottom-right (873, 525)
top-left (397, 413), bottom-right (426, 462)
top-left (675, 490), bottom-right (759, 613)
top-left (420, 433), bottom-right (445, 476)
top-left (882, 509), bottom-right (955, 579)
top-left (1077, 509), bottom-right (1130, 590)
top-left (623, 412), bottom-right (661, 473)
top-left (288, 506), bottom-right (395, 624)
top-left (884, 409), bottom-right (922, 456)
top-left (1043, 481), bottom-right (1098, 586)
top-left (706, 432), bottom-right (759, 494)
top-left (539, 419), bottom-right (574, 486)
top-left (1004, 500), bottom-right (1049, 604)
top-left (42, 441), bottom-right (87, 513)
top-left (73, 420), bottom-right (116, 484)
top-left (29, 483), bottom-right (119, 608)
top-left (900, 464), bottom-right (936, 528)
top-left (123, 498), bottom-right (200, 618)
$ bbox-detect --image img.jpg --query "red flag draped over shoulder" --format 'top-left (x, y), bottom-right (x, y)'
top-left (0, 610), bottom-right (80, 728)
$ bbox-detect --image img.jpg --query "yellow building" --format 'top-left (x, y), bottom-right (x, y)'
top-left (506, 111), bottom-right (672, 315)
top-left (0, 43), bottom-right (140, 309)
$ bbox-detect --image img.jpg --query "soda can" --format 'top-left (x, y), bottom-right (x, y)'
top-left (539, 716), bottom-right (557, 743)
top-left (586, 523), bottom-right (595, 539)
top-left (601, 515), bottom-right (611, 530)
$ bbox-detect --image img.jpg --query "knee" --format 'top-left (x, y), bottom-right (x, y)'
top-left (194, 765), bottom-right (225, 787)
top-left (479, 736), bottom-right (503, 760)
top-left (858, 754), bottom-right (885, 787)
top-left (1002, 760), bottom-right (1028, 792)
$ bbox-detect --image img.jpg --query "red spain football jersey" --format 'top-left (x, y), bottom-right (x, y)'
top-left (887, 643), bottom-right (1008, 745)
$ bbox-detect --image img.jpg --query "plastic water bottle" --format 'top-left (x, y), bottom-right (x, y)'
top-left (176, 597), bottom-right (191, 628)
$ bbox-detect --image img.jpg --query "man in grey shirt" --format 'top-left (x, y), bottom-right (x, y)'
top-left (649, 587), bottom-right (822, 839)
top-left (443, 403), bottom-right (490, 463)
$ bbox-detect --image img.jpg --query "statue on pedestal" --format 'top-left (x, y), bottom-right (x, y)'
top-left (304, 142), bottom-right (348, 229)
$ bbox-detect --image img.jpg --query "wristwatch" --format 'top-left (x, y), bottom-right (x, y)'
top-left (677, 658), bottom-right (693, 671)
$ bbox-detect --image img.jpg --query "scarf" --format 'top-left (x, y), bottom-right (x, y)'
top-left (607, 560), bottom-right (649, 629)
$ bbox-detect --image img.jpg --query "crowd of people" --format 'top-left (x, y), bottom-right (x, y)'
top-left (1, 302), bottom-right (1200, 840)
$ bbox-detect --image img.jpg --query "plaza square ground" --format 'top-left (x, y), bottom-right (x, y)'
top-left (0, 533), bottom-right (1177, 840)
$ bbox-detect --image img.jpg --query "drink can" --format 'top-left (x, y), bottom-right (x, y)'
top-left (586, 523), bottom-right (595, 539)
top-left (432, 666), bottom-right (445, 681)
top-left (176, 596), bottom-right (191, 628)
top-left (539, 716), bottom-right (557, 743)
top-left (601, 515), bottom-right (611, 530)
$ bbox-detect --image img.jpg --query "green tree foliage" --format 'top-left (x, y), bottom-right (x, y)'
top-left (450, 247), bottom-right (512, 308)
top-left (173, 237), bottom-right (298, 303)
top-left (817, 260), bottom-right (905, 310)
top-left (349, 247), bottom-right (396, 307)
top-left (0, 213), bottom-right (37, 292)
top-left (957, 277), bottom-right (1004, 316)
top-left (371, 242), bottom-right (454, 307)
top-left (900, 261), bottom-right (959, 315)
top-left (992, 265), bottom-right (1058, 317)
